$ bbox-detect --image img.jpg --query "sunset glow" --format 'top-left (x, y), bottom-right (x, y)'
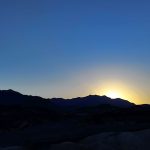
top-left (105, 91), bottom-right (121, 99)
top-left (92, 80), bottom-right (139, 103)
top-left (0, 1), bottom-right (149, 104)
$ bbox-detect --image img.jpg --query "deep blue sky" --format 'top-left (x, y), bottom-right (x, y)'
top-left (0, 0), bottom-right (150, 103)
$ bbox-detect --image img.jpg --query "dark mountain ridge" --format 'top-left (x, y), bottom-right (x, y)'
top-left (0, 89), bottom-right (135, 108)
top-left (0, 89), bottom-right (150, 148)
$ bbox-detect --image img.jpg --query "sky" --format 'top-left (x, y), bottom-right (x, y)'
top-left (0, 0), bottom-right (150, 104)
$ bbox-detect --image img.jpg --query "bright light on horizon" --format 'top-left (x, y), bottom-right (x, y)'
top-left (105, 91), bottom-right (121, 99)
top-left (92, 81), bottom-right (140, 104)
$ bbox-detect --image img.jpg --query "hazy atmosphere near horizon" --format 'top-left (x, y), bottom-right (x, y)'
top-left (0, 0), bottom-right (150, 104)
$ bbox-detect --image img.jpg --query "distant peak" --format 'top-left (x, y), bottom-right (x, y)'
top-left (8, 89), bottom-right (16, 92)
top-left (0, 89), bottom-right (22, 95)
top-left (86, 95), bottom-right (99, 97)
top-left (86, 95), bottom-right (111, 99)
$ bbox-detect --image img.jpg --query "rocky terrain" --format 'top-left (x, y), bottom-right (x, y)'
top-left (0, 129), bottom-right (150, 150)
top-left (0, 90), bottom-right (149, 150)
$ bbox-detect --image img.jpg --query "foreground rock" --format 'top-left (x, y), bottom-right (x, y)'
top-left (0, 146), bottom-right (23, 150)
top-left (50, 142), bottom-right (85, 150)
top-left (80, 129), bottom-right (150, 150)
top-left (0, 129), bottom-right (150, 150)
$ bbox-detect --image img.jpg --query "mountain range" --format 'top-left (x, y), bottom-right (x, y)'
top-left (0, 89), bottom-right (150, 148)
top-left (0, 89), bottom-right (135, 108)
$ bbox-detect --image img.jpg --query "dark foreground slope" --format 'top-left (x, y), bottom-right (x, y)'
top-left (0, 89), bottom-right (136, 132)
top-left (0, 90), bottom-right (150, 149)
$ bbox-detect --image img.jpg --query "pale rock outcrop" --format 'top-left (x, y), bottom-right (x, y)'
top-left (80, 129), bottom-right (150, 150)
top-left (0, 146), bottom-right (23, 150)
top-left (80, 132), bottom-right (119, 150)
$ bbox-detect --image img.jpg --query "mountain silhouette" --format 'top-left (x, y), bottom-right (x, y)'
top-left (0, 89), bottom-right (150, 148)
top-left (0, 89), bottom-right (134, 108)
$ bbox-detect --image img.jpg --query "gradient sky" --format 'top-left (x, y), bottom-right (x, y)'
top-left (0, 0), bottom-right (150, 104)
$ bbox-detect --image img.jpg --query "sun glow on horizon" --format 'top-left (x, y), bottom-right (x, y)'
top-left (94, 86), bottom-right (127, 100)
top-left (105, 90), bottom-right (121, 99)
top-left (93, 81), bottom-right (140, 104)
